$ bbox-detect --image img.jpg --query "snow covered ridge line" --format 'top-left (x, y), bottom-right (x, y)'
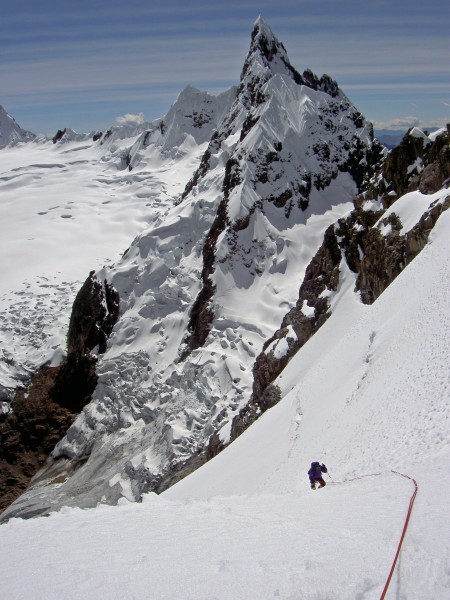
top-left (0, 88), bottom-right (236, 511)
top-left (176, 18), bottom-right (385, 359)
top-left (244, 187), bottom-right (450, 426)
top-left (233, 126), bottom-right (450, 438)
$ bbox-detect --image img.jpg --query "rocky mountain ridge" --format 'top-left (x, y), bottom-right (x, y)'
top-left (233, 125), bottom-right (450, 438)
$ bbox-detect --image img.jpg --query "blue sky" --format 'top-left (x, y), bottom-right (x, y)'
top-left (1, 0), bottom-right (449, 134)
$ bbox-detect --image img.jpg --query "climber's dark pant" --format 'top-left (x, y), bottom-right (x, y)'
top-left (310, 477), bottom-right (326, 489)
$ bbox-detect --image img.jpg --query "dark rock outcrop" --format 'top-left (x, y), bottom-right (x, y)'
top-left (0, 367), bottom-right (74, 512)
top-left (362, 125), bottom-right (450, 209)
top-left (413, 126), bottom-right (450, 194)
top-left (68, 272), bottom-right (120, 356)
top-left (356, 194), bottom-right (450, 304)
top-left (52, 129), bottom-right (66, 144)
top-left (0, 273), bottom-right (120, 513)
top-left (180, 159), bottom-right (239, 359)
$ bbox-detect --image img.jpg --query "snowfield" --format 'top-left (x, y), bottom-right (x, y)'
top-left (0, 202), bottom-right (448, 600)
top-left (0, 137), bottom-right (203, 387)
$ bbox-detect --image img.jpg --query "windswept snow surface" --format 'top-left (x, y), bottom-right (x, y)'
top-left (0, 138), bottom-right (199, 387)
top-left (0, 201), bottom-right (448, 599)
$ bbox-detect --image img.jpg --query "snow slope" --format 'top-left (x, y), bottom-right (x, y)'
top-left (0, 182), bottom-right (448, 600)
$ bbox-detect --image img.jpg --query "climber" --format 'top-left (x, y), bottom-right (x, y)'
top-left (308, 461), bottom-right (328, 490)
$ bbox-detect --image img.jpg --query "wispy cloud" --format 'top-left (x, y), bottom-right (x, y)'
top-left (343, 83), bottom-right (450, 93)
top-left (373, 116), bottom-right (420, 130)
top-left (373, 116), bottom-right (448, 130)
top-left (115, 112), bottom-right (145, 125)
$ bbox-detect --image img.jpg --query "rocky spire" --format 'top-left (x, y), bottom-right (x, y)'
top-left (249, 15), bottom-right (291, 65)
top-left (240, 16), bottom-right (302, 89)
top-left (239, 16), bottom-right (340, 102)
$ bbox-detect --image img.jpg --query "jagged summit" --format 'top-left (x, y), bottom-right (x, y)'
top-left (241, 16), bottom-right (340, 100)
top-left (240, 15), bottom-right (299, 98)
top-left (250, 15), bottom-right (288, 63)
top-left (0, 105), bottom-right (35, 148)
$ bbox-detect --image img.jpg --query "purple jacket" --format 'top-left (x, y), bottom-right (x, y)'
top-left (308, 462), bottom-right (327, 480)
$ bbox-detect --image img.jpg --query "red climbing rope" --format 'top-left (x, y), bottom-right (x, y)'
top-left (379, 470), bottom-right (418, 600)
top-left (326, 470), bottom-right (418, 598)
top-left (323, 469), bottom-right (418, 597)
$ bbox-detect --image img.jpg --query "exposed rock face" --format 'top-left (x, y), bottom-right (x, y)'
top-left (413, 125), bottom-right (450, 194)
top-left (0, 367), bottom-right (74, 512)
top-left (350, 126), bottom-right (450, 303)
top-left (67, 272), bottom-right (120, 356)
top-left (364, 125), bottom-right (450, 208)
top-left (52, 128), bottom-right (67, 144)
top-left (0, 273), bottom-right (120, 513)
top-left (234, 126), bottom-right (450, 437)
top-left (355, 197), bottom-right (450, 304)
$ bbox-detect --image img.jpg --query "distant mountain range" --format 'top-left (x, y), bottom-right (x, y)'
top-left (374, 128), bottom-right (439, 149)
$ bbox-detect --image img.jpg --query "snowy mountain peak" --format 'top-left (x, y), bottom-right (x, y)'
top-left (241, 15), bottom-right (298, 93)
top-left (242, 15), bottom-right (340, 101)
top-left (157, 84), bottom-right (237, 148)
top-left (0, 105), bottom-right (36, 148)
top-left (0, 18), bottom-right (400, 520)
top-left (251, 15), bottom-right (283, 55)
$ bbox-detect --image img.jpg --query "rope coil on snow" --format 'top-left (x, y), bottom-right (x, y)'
top-left (379, 470), bottom-right (418, 600)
